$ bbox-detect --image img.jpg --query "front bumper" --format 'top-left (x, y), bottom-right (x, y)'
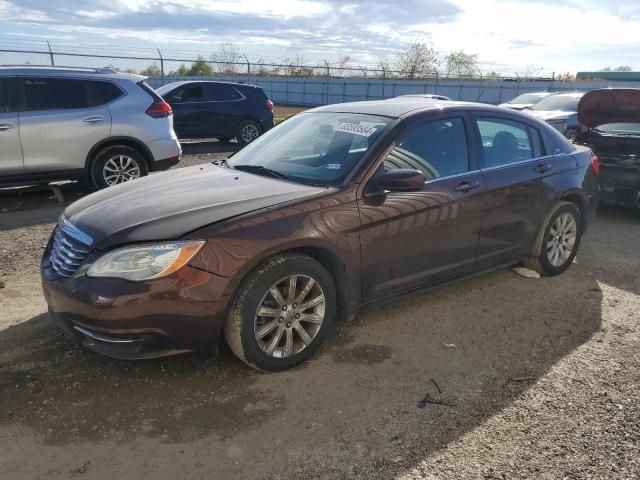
top-left (41, 251), bottom-right (235, 360)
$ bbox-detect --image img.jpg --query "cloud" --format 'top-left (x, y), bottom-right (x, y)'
top-left (1, 0), bottom-right (640, 72)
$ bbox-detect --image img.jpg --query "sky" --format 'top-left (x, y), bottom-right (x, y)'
top-left (1, 0), bottom-right (639, 74)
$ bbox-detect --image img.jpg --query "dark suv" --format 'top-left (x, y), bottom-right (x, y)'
top-left (156, 81), bottom-right (274, 145)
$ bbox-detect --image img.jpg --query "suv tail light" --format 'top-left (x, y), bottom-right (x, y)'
top-left (265, 99), bottom-right (274, 111)
top-left (146, 99), bottom-right (172, 118)
top-left (591, 153), bottom-right (600, 175)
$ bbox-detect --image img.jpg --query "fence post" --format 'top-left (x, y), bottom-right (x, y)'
top-left (157, 49), bottom-right (164, 85)
top-left (325, 65), bottom-right (330, 105)
top-left (244, 54), bottom-right (251, 84)
top-left (515, 72), bottom-right (520, 96)
top-left (382, 66), bottom-right (386, 100)
top-left (47, 41), bottom-right (54, 66)
top-left (434, 71), bottom-right (439, 94)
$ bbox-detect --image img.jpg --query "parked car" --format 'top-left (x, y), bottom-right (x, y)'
top-left (498, 91), bottom-right (555, 110)
top-left (156, 81), bottom-right (274, 145)
top-left (392, 94), bottom-right (451, 101)
top-left (525, 92), bottom-right (585, 142)
top-left (577, 88), bottom-right (640, 208)
top-left (0, 66), bottom-right (181, 189)
top-left (41, 99), bottom-right (599, 371)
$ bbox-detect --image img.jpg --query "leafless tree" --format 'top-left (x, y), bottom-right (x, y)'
top-left (211, 43), bottom-right (242, 75)
top-left (394, 41), bottom-right (439, 79)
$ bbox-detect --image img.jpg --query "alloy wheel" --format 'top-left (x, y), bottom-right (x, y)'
top-left (241, 123), bottom-right (260, 144)
top-left (103, 155), bottom-right (141, 186)
top-left (254, 274), bottom-right (325, 358)
top-left (546, 212), bottom-right (577, 267)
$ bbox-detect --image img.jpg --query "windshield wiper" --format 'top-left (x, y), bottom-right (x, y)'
top-left (233, 164), bottom-right (289, 180)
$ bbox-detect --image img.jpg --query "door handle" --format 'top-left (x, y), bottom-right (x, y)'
top-left (0, 123), bottom-right (16, 132)
top-left (534, 163), bottom-right (552, 173)
top-left (83, 116), bottom-right (105, 124)
top-left (454, 181), bottom-right (480, 193)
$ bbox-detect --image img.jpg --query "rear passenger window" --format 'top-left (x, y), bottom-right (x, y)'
top-left (207, 84), bottom-right (243, 101)
top-left (384, 118), bottom-right (469, 180)
top-left (95, 81), bottom-right (123, 104)
top-left (477, 118), bottom-right (534, 168)
top-left (24, 78), bottom-right (88, 110)
top-left (0, 79), bottom-right (9, 113)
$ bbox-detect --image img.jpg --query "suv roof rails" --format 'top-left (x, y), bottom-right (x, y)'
top-left (0, 65), bottom-right (118, 74)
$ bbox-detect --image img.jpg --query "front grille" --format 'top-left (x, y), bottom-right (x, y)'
top-left (49, 217), bottom-right (93, 277)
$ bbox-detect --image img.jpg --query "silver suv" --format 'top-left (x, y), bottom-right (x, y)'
top-left (0, 66), bottom-right (181, 189)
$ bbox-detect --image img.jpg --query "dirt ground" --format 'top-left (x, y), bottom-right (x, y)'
top-left (0, 145), bottom-right (639, 479)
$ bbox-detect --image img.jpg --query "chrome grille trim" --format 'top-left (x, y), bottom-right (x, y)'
top-left (49, 216), bottom-right (93, 278)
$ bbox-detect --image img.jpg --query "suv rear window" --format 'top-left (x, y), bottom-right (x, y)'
top-left (24, 77), bottom-right (88, 110)
top-left (208, 84), bottom-right (243, 101)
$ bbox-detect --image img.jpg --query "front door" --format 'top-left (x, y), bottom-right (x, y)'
top-left (167, 83), bottom-right (212, 137)
top-left (358, 115), bottom-right (484, 301)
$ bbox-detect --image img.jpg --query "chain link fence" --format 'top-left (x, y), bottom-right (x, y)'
top-left (2, 39), bottom-right (632, 106)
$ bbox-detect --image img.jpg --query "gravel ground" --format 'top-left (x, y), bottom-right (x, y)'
top-left (0, 146), bottom-right (639, 479)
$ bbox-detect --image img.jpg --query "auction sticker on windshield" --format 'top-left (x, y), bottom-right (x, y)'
top-left (334, 122), bottom-right (377, 137)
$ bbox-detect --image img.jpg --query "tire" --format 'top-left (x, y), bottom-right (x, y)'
top-left (91, 145), bottom-right (148, 190)
top-left (525, 201), bottom-right (582, 276)
top-left (225, 253), bottom-right (336, 371)
top-left (564, 128), bottom-right (579, 143)
top-left (236, 120), bottom-right (262, 146)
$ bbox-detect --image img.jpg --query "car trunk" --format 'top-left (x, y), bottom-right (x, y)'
top-left (578, 89), bottom-right (640, 206)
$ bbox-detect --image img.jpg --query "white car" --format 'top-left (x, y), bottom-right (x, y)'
top-left (499, 92), bottom-right (555, 110)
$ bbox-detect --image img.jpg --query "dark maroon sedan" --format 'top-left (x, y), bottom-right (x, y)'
top-left (41, 98), bottom-right (600, 371)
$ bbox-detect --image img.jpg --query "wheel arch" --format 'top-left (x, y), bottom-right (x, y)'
top-left (559, 191), bottom-right (587, 233)
top-left (85, 137), bottom-right (155, 175)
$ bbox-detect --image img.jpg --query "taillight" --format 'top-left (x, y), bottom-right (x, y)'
top-left (265, 99), bottom-right (274, 111)
top-left (591, 153), bottom-right (600, 175)
top-left (145, 99), bottom-right (172, 118)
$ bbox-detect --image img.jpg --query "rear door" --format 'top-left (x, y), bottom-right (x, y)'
top-left (472, 115), bottom-right (556, 268)
top-left (166, 83), bottom-right (210, 137)
top-left (18, 77), bottom-right (111, 173)
top-left (358, 114), bottom-right (484, 300)
top-left (204, 83), bottom-right (247, 137)
top-left (0, 77), bottom-right (24, 176)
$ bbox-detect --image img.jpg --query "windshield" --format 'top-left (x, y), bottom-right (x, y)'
top-left (509, 93), bottom-right (548, 104)
top-left (228, 112), bottom-right (395, 185)
top-left (531, 95), bottom-right (581, 112)
top-left (594, 123), bottom-right (640, 136)
top-left (155, 83), bottom-right (177, 96)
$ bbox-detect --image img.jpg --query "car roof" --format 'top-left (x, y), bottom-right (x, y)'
top-left (516, 91), bottom-right (555, 97)
top-left (548, 92), bottom-right (584, 98)
top-left (309, 98), bottom-right (526, 119)
top-left (160, 80), bottom-right (262, 90)
top-left (0, 65), bottom-right (145, 82)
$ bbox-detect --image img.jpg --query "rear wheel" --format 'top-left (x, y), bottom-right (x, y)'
top-left (225, 253), bottom-right (336, 371)
top-left (525, 201), bottom-right (582, 276)
top-left (91, 145), bottom-right (148, 190)
top-left (565, 128), bottom-right (579, 143)
top-left (236, 120), bottom-right (262, 146)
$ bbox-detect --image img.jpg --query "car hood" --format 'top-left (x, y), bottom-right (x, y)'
top-left (527, 110), bottom-right (573, 121)
top-left (63, 164), bottom-right (325, 250)
top-left (578, 88), bottom-right (640, 128)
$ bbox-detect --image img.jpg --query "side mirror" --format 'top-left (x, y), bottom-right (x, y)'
top-left (377, 169), bottom-right (426, 192)
top-left (168, 95), bottom-right (181, 104)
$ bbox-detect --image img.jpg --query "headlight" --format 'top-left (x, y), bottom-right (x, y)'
top-left (87, 241), bottom-right (205, 281)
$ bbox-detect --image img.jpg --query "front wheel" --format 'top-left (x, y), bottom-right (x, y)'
top-left (225, 254), bottom-right (336, 371)
top-left (526, 201), bottom-right (582, 276)
top-left (236, 120), bottom-right (262, 146)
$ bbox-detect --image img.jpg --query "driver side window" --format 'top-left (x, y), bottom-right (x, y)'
top-left (384, 118), bottom-right (469, 180)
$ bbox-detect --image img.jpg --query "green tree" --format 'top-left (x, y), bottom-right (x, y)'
top-left (444, 50), bottom-right (479, 77)
top-left (140, 63), bottom-right (162, 77)
top-left (187, 56), bottom-right (214, 76)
